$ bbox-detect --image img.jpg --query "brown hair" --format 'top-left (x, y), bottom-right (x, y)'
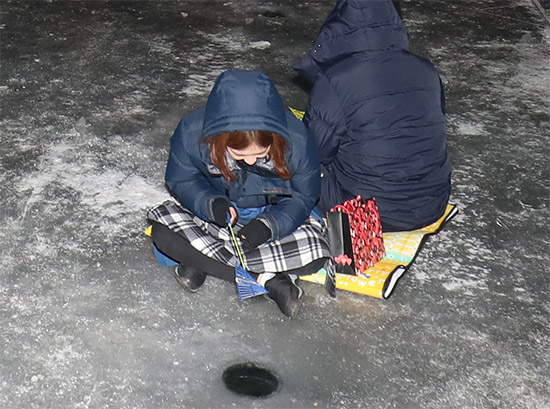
top-left (206, 130), bottom-right (291, 182)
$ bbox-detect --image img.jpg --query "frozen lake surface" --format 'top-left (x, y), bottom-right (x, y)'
top-left (1, 1), bottom-right (549, 408)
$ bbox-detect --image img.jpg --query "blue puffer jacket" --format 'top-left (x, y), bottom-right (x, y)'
top-left (165, 70), bottom-right (321, 240)
top-left (294, 0), bottom-right (451, 231)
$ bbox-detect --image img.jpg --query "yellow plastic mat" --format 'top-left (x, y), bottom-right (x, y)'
top-left (301, 204), bottom-right (458, 299)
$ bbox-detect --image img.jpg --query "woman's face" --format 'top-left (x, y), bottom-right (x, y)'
top-left (227, 143), bottom-right (270, 165)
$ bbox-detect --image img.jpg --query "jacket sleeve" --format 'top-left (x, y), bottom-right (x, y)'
top-left (165, 119), bottom-right (226, 222)
top-left (303, 74), bottom-right (346, 167)
top-left (256, 123), bottom-right (321, 240)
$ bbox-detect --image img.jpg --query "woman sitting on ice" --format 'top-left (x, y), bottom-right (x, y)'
top-left (147, 70), bottom-right (331, 317)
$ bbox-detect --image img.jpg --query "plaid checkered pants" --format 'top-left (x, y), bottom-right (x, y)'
top-left (147, 200), bottom-right (332, 274)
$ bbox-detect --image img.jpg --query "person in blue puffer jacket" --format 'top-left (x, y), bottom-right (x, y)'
top-left (294, 0), bottom-right (452, 231)
top-left (147, 70), bottom-right (331, 317)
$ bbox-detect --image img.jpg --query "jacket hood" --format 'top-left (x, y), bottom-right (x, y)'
top-left (202, 70), bottom-right (289, 139)
top-left (294, 0), bottom-right (409, 83)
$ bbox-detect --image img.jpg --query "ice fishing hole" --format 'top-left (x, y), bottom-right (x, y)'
top-left (222, 362), bottom-right (280, 398)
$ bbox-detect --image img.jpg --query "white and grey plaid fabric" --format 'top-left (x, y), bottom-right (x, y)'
top-left (147, 200), bottom-right (332, 274)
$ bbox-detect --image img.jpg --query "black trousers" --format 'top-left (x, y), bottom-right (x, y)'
top-left (151, 222), bottom-right (327, 283)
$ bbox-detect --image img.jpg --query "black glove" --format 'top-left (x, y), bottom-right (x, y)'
top-left (211, 198), bottom-right (232, 227)
top-left (238, 219), bottom-right (271, 250)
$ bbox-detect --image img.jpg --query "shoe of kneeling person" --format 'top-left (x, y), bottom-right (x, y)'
top-left (264, 274), bottom-right (304, 318)
top-left (174, 264), bottom-right (207, 293)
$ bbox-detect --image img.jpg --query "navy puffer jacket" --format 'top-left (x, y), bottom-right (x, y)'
top-left (165, 70), bottom-right (321, 240)
top-left (294, 0), bottom-right (451, 231)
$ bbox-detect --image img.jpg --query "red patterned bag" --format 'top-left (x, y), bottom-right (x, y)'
top-left (327, 196), bottom-right (385, 276)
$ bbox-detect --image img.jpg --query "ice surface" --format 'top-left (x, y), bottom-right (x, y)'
top-left (1, 1), bottom-right (549, 408)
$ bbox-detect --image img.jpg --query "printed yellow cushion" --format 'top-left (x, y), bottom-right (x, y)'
top-left (301, 204), bottom-right (458, 299)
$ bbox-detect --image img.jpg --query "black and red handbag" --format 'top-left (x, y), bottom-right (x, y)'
top-left (327, 196), bottom-right (385, 276)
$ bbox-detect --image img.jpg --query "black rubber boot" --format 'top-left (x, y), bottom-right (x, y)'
top-left (265, 274), bottom-right (304, 318)
top-left (174, 264), bottom-right (207, 293)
